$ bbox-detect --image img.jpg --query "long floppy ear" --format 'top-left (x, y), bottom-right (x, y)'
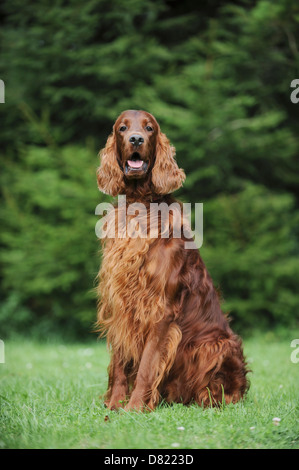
top-left (97, 133), bottom-right (125, 196)
top-left (151, 131), bottom-right (185, 195)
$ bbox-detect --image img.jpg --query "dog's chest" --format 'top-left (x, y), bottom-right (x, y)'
top-left (99, 236), bottom-right (167, 361)
top-left (102, 235), bottom-right (163, 313)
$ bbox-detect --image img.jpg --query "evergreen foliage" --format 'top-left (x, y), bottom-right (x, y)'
top-left (0, 0), bottom-right (298, 337)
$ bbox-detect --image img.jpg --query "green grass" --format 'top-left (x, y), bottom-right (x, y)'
top-left (0, 332), bottom-right (298, 449)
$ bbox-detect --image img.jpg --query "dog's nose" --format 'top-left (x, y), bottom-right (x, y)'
top-left (129, 135), bottom-right (144, 147)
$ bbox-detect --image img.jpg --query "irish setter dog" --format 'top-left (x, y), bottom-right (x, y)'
top-left (96, 110), bottom-right (249, 411)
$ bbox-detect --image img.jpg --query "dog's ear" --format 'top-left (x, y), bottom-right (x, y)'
top-left (97, 133), bottom-right (125, 196)
top-left (151, 131), bottom-right (185, 195)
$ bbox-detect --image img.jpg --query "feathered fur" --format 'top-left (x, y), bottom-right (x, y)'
top-left (96, 110), bottom-right (249, 411)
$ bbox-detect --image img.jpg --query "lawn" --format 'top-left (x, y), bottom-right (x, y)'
top-left (0, 332), bottom-right (298, 449)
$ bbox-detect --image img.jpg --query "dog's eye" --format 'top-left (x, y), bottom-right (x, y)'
top-left (119, 125), bottom-right (127, 132)
top-left (145, 126), bottom-right (153, 132)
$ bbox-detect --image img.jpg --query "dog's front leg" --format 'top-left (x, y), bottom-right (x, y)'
top-left (105, 350), bottom-right (129, 410)
top-left (124, 318), bottom-right (182, 411)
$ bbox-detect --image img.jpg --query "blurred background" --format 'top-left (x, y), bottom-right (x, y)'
top-left (0, 0), bottom-right (298, 341)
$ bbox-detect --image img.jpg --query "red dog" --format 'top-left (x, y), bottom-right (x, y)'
top-left (96, 110), bottom-right (249, 411)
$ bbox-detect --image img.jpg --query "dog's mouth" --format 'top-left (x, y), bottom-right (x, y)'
top-left (125, 152), bottom-right (149, 178)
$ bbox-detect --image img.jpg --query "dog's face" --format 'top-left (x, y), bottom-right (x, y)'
top-left (114, 110), bottom-right (159, 180)
top-left (97, 109), bottom-right (185, 196)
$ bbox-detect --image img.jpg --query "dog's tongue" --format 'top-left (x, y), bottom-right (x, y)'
top-left (128, 159), bottom-right (143, 169)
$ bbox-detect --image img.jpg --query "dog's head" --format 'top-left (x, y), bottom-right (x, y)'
top-left (97, 110), bottom-right (185, 196)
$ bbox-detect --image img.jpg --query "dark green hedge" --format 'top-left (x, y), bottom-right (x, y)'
top-left (1, 0), bottom-right (298, 338)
